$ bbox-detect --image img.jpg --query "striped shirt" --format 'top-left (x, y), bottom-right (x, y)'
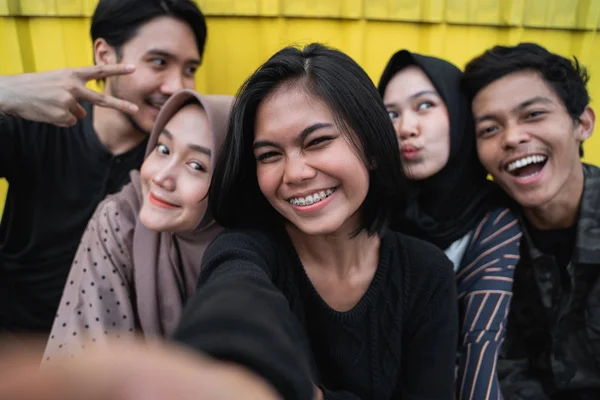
top-left (454, 207), bottom-right (522, 400)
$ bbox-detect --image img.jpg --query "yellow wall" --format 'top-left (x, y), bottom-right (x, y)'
top-left (1, 0), bottom-right (599, 215)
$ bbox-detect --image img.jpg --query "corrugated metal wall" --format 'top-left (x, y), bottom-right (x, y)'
top-left (1, 0), bottom-right (599, 213)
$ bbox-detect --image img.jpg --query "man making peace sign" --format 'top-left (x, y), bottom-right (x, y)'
top-left (0, 0), bottom-right (207, 335)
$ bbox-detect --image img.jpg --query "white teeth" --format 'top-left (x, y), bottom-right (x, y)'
top-left (506, 155), bottom-right (547, 172)
top-left (289, 187), bottom-right (337, 206)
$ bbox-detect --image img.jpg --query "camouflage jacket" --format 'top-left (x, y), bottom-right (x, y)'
top-left (498, 163), bottom-right (600, 400)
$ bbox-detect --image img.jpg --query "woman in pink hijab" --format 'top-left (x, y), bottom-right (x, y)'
top-left (43, 90), bottom-right (233, 362)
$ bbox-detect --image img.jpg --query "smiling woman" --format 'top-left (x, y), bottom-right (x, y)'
top-left (169, 43), bottom-right (459, 400)
top-left (42, 90), bottom-right (233, 363)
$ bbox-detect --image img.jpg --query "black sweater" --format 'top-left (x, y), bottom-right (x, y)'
top-left (173, 228), bottom-right (458, 400)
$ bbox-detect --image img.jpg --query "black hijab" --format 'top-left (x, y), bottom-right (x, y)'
top-left (378, 50), bottom-right (492, 250)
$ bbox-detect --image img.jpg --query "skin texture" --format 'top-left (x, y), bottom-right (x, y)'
top-left (473, 71), bottom-right (595, 229)
top-left (0, 337), bottom-right (281, 400)
top-left (97, 16), bottom-right (201, 136)
top-left (383, 65), bottom-right (451, 180)
top-left (139, 104), bottom-right (212, 232)
top-left (253, 86), bottom-right (370, 237)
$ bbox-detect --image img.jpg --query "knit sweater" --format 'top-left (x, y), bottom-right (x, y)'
top-left (173, 228), bottom-right (458, 400)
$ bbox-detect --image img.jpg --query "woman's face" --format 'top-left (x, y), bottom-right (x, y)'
top-left (383, 65), bottom-right (451, 180)
top-left (253, 85), bottom-right (370, 237)
top-left (139, 104), bottom-right (213, 232)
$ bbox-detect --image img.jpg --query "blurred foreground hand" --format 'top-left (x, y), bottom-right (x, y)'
top-left (0, 336), bottom-right (280, 400)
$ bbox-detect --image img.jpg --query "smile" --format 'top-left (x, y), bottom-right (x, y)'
top-left (505, 154), bottom-right (548, 180)
top-left (288, 187), bottom-right (337, 207)
top-left (149, 192), bottom-right (179, 209)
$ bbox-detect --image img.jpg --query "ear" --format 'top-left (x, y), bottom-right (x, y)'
top-left (575, 106), bottom-right (595, 143)
top-left (93, 38), bottom-right (118, 66)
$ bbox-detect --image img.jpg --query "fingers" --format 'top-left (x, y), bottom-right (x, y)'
top-left (73, 64), bottom-right (136, 81)
top-left (70, 101), bottom-right (88, 120)
top-left (74, 86), bottom-right (138, 115)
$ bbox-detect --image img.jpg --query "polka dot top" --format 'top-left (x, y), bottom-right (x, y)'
top-left (42, 195), bottom-right (136, 363)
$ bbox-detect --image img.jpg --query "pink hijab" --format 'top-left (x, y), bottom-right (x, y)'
top-left (121, 90), bottom-right (232, 337)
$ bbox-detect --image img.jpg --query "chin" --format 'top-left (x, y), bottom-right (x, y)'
top-left (289, 219), bottom-right (347, 237)
top-left (508, 188), bottom-right (555, 209)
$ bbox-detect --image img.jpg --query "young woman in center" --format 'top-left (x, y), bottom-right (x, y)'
top-left (379, 50), bottom-right (522, 400)
top-left (169, 43), bottom-right (458, 399)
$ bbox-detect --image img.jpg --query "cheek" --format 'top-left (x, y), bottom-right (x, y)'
top-left (256, 165), bottom-right (281, 200)
top-left (180, 176), bottom-right (211, 206)
top-left (127, 67), bottom-right (163, 93)
top-left (140, 157), bottom-right (160, 183)
top-left (475, 143), bottom-right (497, 171)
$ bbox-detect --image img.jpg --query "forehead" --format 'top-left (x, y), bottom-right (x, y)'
top-left (164, 105), bottom-right (212, 148)
top-left (383, 65), bottom-right (436, 101)
top-left (254, 85), bottom-right (335, 139)
top-left (472, 71), bottom-right (561, 115)
top-left (121, 16), bottom-right (200, 59)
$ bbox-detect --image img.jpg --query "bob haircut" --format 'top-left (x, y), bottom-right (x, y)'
top-left (209, 43), bottom-right (408, 237)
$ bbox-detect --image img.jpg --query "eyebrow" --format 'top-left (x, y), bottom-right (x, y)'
top-left (160, 129), bottom-right (211, 156)
top-left (384, 90), bottom-right (439, 108)
top-left (474, 96), bottom-right (554, 124)
top-left (253, 122), bottom-right (334, 150)
top-left (147, 48), bottom-right (201, 65)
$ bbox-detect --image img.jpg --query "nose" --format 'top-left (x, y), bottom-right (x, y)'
top-left (283, 155), bottom-right (317, 185)
top-left (151, 162), bottom-right (177, 192)
top-left (502, 122), bottom-right (531, 149)
top-left (160, 69), bottom-right (185, 95)
top-left (394, 112), bottom-right (419, 141)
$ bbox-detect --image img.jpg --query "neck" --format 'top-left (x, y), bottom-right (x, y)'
top-left (286, 223), bottom-right (381, 277)
top-left (93, 105), bottom-right (147, 155)
top-left (524, 163), bottom-right (584, 230)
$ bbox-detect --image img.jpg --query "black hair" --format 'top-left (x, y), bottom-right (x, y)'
top-left (209, 43), bottom-right (408, 236)
top-left (462, 42), bottom-right (590, 156)
top-left (91, 0), bottom-right (207, 61)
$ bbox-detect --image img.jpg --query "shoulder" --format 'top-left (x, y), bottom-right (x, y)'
top-left (203, 228), bottom-right (284, 266)
top-left (87, 180), bottom-right (139, 240)
top-left (385, 230), bottom-right (455, 289)
top-left (469, 207), bottom-right (521, 248)
top-left (386, 230), bottom-right (453, 268)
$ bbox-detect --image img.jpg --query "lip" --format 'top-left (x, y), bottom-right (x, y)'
top-left (501, 152), bottom-right (548, 171)
top-left (290, 188), bottom-right (337, 214)
top-left (503, 156), bottom-right (548, 186)
top-left (286, 186), bottom-right (338, 202)
top-left (401, 145), bottom-right (421, 159)
top-left (144, 101), bottom-right (163, 116)
top-left (149, 192), bottom-right (179, 209)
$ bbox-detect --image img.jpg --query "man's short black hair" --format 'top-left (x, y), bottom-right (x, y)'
top-left (91, 0), bottom-right (207, 61)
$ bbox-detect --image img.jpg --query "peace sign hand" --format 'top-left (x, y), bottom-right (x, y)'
top-left (0, 64), bottom-right (139, 127)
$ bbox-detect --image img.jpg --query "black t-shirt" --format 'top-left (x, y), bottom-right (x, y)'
top-left (526, 219), bottom-right (577, 290)
top-left (0, 104), bottom-right (146, 332)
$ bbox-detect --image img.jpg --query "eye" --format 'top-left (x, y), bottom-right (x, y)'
top-left (150, 58), bottom-right (166, 67)
top-left (525, 111), bottom-right (546, 120)
top-left (388, 111), bottom-right (399, 120)
top-left (307, 136), bottom-right (333, 147)
top-left (185, 65), bottom-right (198, 76)
top-left (189, 161), bottom-right (206, 172)
top-left (417, 101), bottom-right (433, 111)
top-left (156, 143), bottom-right (169, 155)
top-left (256, 151), bottom-right (280, 162)
top-left (477, 126), bottom-right (498, 138)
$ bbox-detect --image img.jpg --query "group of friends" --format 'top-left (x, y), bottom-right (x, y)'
top-left (0, 0), bottom-right (598, 399)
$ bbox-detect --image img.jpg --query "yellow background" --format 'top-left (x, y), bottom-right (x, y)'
top-left (1, 0), bottom-right (599, 214)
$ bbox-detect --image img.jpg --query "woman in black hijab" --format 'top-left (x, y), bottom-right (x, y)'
top-left (379, 50), bottom-right (522, 400)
